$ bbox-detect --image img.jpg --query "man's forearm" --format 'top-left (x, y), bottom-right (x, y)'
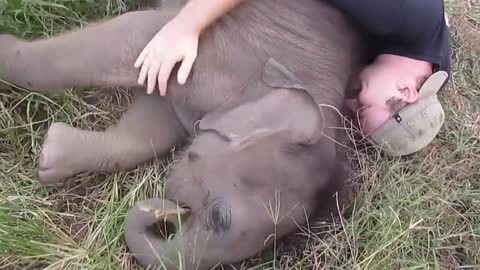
top-left (173, 0), bottom-right (247, 33)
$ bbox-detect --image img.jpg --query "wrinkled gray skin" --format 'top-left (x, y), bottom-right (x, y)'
top-left (0, 0), bottom-right (365, 269)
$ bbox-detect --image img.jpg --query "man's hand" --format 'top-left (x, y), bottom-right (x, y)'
top-left (134, 0), bottom-right (245, 96)
top-left (135, 20), bottom-right (199, 96)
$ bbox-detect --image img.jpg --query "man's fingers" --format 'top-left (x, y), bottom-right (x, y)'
top-left (158, 59), bottom-right (177, 96)
top-left (137, 57), bottom-right (150, 86)
top-left (147, 61), bottom-right (161, 94)
top-left (134, 45), bottom-right (150, 69)
top-left (177, 53), bottom-right (196, 85)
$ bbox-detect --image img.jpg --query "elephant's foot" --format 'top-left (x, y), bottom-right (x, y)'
top-left (0, 34), bottom-right (22, 89)
top-left (39, 122), bottom-right (85, 184)
top-left (0, 11), bottom-right (178, 92)
top-left (0, 34), bottom-right (20, 57)
top-left (38, 95), bottom-right (189, 184)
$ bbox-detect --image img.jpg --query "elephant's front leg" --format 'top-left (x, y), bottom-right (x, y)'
top-left (38, 94), bottom-right (188, 184)
top-left (0, 9), bottom-right (177, 92)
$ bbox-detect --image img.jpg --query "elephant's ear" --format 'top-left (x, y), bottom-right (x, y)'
top-left (198, 58), bottom-right (325, 149)
top-left (261, 58), bottom-right (306, 90)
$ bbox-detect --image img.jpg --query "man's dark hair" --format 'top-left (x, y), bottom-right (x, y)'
top-left (386, 97), bottom-right (407, 115)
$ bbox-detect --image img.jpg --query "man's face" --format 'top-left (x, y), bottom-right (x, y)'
top-left (347, 60), bottom-right (418, 135)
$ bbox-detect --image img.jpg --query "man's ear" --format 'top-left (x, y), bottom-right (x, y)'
top-left (397, 82), bottom-right (419, 104)
top-left (198, 58), bottom-right (325, 148)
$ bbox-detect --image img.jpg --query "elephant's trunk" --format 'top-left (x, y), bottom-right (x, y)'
top-left (124, 198), bottom-right (192, 269)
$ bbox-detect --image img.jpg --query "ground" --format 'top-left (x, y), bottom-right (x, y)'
top-left (0, 0), bottom-right (479, 269)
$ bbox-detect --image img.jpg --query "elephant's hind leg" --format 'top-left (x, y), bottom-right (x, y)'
top-left (0, 10), bottom-right (176, 92)
top-left (38, 94), bottom-right (188, 184)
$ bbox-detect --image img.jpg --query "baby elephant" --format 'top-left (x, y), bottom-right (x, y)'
top-left (0, 0), bottom-right (364, 268)
top-left (124, 74), bottom-right (342, 269)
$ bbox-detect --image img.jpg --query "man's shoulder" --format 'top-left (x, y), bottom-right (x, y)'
top-left (400, 0), bottom-right (446, 41)
top-left (374, 0), bottom-right (452, 74)
top-left (330, 0), bottom-right (452, 73)
top-left (331, 0), bottom-right (447, 45)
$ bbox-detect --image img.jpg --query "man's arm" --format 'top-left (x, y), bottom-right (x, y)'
top-left (136, 0), bottom-right (247, 95)
top-left (173, 0), bottom-right (246, 33)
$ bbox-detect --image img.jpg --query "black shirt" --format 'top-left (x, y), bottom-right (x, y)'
top-left (329, 0), bottom-right (452, 75)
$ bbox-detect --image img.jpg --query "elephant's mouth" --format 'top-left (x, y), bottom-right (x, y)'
top-left (146, 215), bottom-right (177, 240)
top-left (124, 198), bottom-right (191, 269)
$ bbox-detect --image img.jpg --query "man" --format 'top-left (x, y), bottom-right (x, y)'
top-left (134, 0), bottom-right (452, 157)
top-left (334, 0), bottom-right (452, 156)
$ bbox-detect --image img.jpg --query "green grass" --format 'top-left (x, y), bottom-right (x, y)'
top-left (1, 0), bottom-right (479, 269)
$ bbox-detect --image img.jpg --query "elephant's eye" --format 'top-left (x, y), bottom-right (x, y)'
top-left (204, 198), bottom-right (232, 233)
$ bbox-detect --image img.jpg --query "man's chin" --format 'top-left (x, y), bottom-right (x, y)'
top-left (341, 98), bottom-right (384, 136)
top-left (343, 98), bottom-right (362, 124)
top-left (345, 98), bottom-right (359, 113)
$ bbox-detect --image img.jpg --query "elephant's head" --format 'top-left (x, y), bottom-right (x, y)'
top-left (124, 58), bottom-right (342, 269)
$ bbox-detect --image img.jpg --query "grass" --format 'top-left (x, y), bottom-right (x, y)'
top-left (0, 0), bottom-right (479, 269)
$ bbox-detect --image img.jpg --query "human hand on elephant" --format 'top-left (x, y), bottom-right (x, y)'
top-left (135, 0), bottom-right (246, 96)
top-left (135, 18), bottom-right (199, 96)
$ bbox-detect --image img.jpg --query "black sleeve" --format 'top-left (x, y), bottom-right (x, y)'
top-left (330, 0), bottom-right (451, 74)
